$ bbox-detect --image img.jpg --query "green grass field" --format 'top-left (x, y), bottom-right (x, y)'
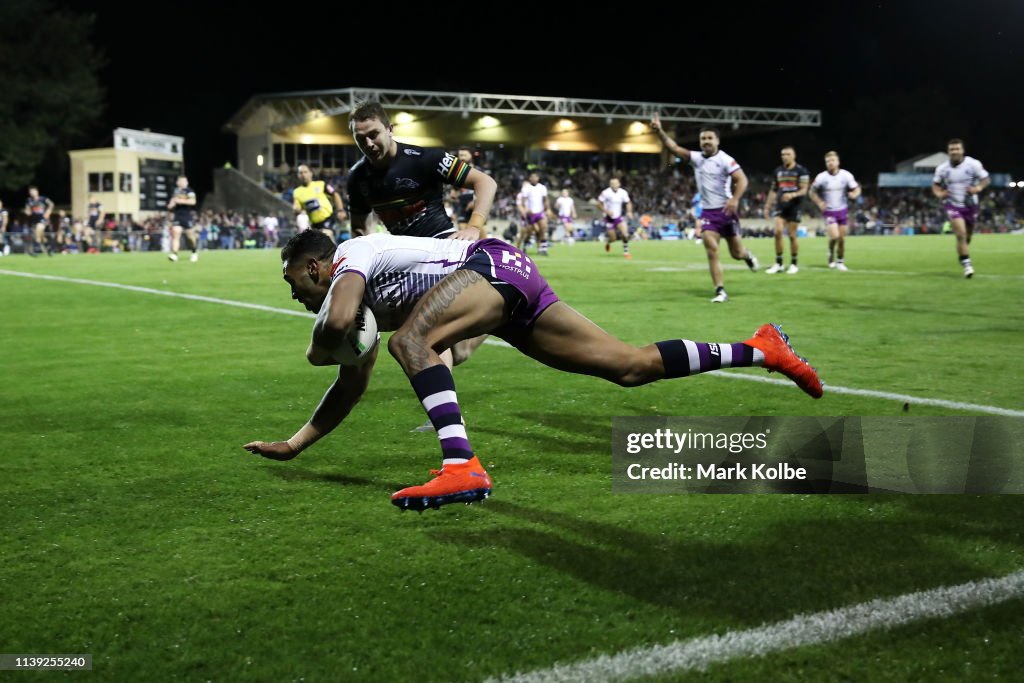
top-left (2, 234), bottom-right (1023, 681)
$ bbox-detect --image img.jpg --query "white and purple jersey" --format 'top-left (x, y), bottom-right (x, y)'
top-left (812, 169), bottom-right (859, 211)
top-left (329, 234), bottom-right (473, 331)
top-left (522, 183), bottom-right (548, 214)
top-left (933, 156), bottom-right (989, 208)
top-left (689, 150), bottom-right (740, 210)
top-left (555, 195), bottom-right (575, 219)
top-left (598, 187), bottom-right (630, 219)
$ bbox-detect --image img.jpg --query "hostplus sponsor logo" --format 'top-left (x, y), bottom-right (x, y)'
top-left (501, 249), bottom-right (533, 278)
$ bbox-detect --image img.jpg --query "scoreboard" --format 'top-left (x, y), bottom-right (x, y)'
top-left (138, 159), bottom-right (183, 211)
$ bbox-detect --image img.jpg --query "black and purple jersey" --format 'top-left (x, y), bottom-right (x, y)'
top-left (347, 142), bottom-right (472, 238)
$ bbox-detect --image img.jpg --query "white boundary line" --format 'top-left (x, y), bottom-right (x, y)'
top-left (3, 269), bottom-right (1022, 417)
top-left (708, 372), bottom-right (1024, 417)
top-left (486, 570), bottom-right (1024, 683)
top-left (0, 269), bottom-right (315, 319)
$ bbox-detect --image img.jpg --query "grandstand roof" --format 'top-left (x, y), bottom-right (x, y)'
top-left (225, 87), bottom-right (821, 152)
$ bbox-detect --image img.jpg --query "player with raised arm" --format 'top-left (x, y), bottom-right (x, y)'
top-left (650, 114), bottom-right (758, 301)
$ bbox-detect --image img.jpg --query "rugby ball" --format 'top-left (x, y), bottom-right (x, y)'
top-left (335, 304), bottom-right (379, 366)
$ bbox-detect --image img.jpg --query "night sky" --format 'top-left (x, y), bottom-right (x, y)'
top-left (62, 1), bottom-right (1022, 199)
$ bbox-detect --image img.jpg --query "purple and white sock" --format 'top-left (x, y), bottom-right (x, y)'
top-left (655, 340), bottom-right (765, 379)
top-left (409, 365), bottom-right (473, 465)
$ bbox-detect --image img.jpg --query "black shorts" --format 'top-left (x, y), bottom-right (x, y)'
top-left (773, 201), bottom-right (802, 223)
top-left (173, 214), bottom-right (193, 229)
top-left (311, 217), bottom-right (338, 233)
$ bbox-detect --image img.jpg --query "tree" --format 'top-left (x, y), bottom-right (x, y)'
top-left (0, 0), bottom-right (105, 191)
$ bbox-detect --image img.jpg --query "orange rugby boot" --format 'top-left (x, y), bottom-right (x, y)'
top-left (744, 323), bottom-right (823, 399)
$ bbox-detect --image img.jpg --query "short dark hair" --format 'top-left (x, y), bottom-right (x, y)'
top-left (947, 138), bottom-right (964, 147)
top-left (699, 126), bottom-right (720, 138)
top-left (781, 145), bottom-right (796, 153)
top-left (281, 229), bottom-right (336, 265)
top-left (350, 100), bottom-right (391, 129)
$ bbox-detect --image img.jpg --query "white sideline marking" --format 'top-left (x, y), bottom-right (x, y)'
top-left (3, 269), bottom-right (1021, 417)
top-left (0, 269), bottom-right (314, 319)
top-left (487, 570), bottom-right (1024, 683)
top-left (709, 372), bottom-right (1024, 417)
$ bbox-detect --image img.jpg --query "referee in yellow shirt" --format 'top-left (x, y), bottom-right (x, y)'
top-left (293, 164), bottom-right (347, 241)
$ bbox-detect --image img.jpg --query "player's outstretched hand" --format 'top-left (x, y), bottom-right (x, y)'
top-left (650, 112), bottom-right (661, 131)
top-left (243, 440), bottom-right (298, 461)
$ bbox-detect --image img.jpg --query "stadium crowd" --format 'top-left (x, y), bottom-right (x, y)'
top-left (1, 208), bottom-right (292, 255)
top-left (4, 162), bottom-right (1021, 257)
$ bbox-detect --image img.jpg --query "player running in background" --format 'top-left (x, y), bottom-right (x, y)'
top-left (24, 186), bottom-right (54, 256)
top-left (518, 172), bottom-right (551, 255)
top-left (167, 176), bottom-right (198, 262)
top-left (764, 147), bottom-right (810, 274)
top-left (244, 230), bottom-right (823, 511)
top-left (650, 114), bottom-right (758, 302)
top-left (554, 188), bottom-right (577, 244)
top-left (595, 178), bottom-right (633, 259)
top-left (809, 151), bottom-right (861, 271)
top-left (932, 139), bottom-right (990, 278)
